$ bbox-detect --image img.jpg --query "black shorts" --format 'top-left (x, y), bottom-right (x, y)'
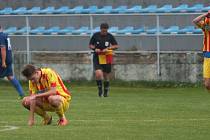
top-left (93, 54), bottom-right (112, 73)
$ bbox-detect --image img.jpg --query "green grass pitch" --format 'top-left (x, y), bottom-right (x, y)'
top-left (1, 82), bottom-right (210, 140)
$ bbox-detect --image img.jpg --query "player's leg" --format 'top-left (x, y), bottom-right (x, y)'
top-left (95, 69), bottom-right (104, 97)
top-left (7, 75), bottom-right (25, 98)
top-left (0, 65), bottom-right (5, 78)
top-left (103, 64), bottom-right (112, 97)
top-left (103, 72), bottom-right (110, 97)
top-left (5, 64), bottom-right (25, 98)
top-left (22, 96), bottom-right (52, 125)
top-left (203, 58), bottom-right (210, 91)
top-left (47, 95), bottom-right (70, 126)
top-left (1, 64), bottom-right (24, 98)
top-left (93, 56), bottom-right (104, 97)
top-left (204, 78), bottom-right (210, 90)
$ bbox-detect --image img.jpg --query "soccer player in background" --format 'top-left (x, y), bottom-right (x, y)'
top-left (193, 10), bottom-right (210, 90)
top-left (21, 64), bottom-right (71, 126)
top-left (89, 23), bottom-right (119, 97)
top-left (0, 25), bottom-right (25, 99)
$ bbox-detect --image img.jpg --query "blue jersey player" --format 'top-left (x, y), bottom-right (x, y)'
top-left (0, 26), bottom-right (24, 99)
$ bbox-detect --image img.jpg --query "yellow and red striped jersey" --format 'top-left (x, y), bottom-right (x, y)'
top-left (29, 68), bottom-right (71, 99)
top-left (197, 17), bottom-right (210, 57)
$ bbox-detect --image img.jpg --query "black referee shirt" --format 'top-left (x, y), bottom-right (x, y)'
top-left (89, 32), bottom-right (118, 50)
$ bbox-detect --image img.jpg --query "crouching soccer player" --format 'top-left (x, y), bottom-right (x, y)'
top-left (21, 64), bottom-right (71, 126)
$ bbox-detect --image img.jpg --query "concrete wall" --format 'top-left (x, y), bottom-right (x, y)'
top-left (13, 52), bottom-right (203, 83)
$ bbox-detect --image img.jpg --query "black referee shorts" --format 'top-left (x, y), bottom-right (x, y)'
top-left (93, 54), bottom-right (112, 73)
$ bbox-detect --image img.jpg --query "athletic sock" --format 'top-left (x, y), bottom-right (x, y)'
top-left (10, 77), bottom-right (25, 97)
top-left (96, 80), bottom-right (103, 97)
top-left (104, 81), bottom-right (110, 97)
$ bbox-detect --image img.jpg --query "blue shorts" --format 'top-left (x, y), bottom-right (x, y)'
top-left (0, 64), bottom-right (13, 78)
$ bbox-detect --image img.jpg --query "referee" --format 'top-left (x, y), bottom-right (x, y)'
top-left (89, 23), bottom-right (119, 97)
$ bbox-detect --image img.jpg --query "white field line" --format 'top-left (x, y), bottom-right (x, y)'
top-left (0, 125), bottom-right (19, 132)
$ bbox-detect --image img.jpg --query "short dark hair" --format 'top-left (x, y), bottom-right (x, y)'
top-left (22, 64), bottom-right (36, 78)
top-left (100, 23), bottom-right (109, 29)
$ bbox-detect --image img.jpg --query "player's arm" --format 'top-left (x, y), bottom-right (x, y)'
top-left (0, 45), bottom-right (6, 68)
top-left (28, 99), bottom-right (35, 126)
top-left (89, 42), bottom-right (101, 53)
top-left (27, 82), bottom-right (36, 126)
top-left (108, 44), bottom-right (119, 50)
top-left (28, 88), bottom-right (56, 126)
top-left (108, 35), bottom-right (119, 50)
top-left (89, 34), bottom-right (97, 50)
top-left (30, 87), bottom-right (56, 100)
top-left (36, 87), bottom-right (56, 97)
top-left (102, 45), bottom-right (119, 53)
top-left (89, 44), bottom-right (95, 50)
top-left (31, 70), bottom-right (58, 99)
top-left (27, 82), bottom-right (39, 126)
top-left (192, 12), bottom-right (209, 28)
top-left (27, 89), bottom-right (56, 126)
top-left (27, 82), bottom-right (56, 126)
